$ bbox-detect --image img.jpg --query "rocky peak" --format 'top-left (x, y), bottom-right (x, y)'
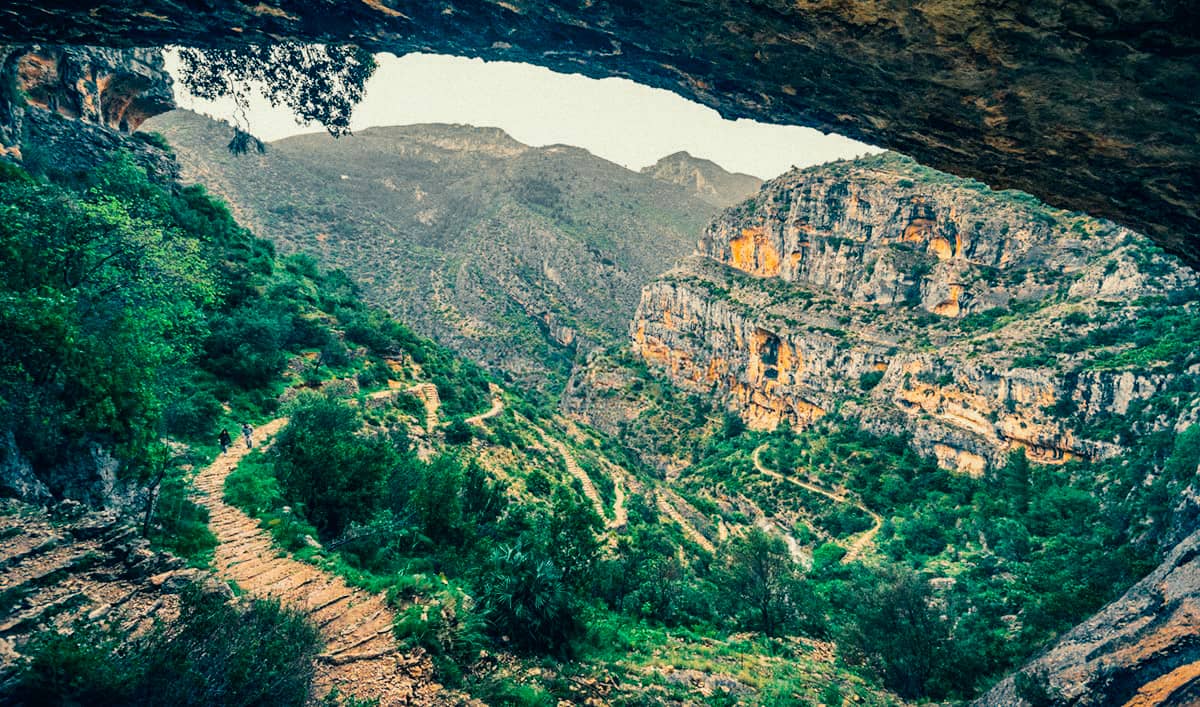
top-left (641, 150), bottom-right (762, 208)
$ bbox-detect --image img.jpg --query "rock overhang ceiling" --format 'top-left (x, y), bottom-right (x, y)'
top-left (0, 0), bottom-right (1197, 266)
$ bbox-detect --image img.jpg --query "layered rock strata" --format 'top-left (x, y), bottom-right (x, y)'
top-left (629, 154), bottom-right (1200, 473)
top-left (0, 45), bottom-right (175, 177)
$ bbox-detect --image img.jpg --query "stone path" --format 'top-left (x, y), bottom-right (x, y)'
top-left (752, 444), bottom-right (881, 562)
top-left (656, 492), bottom-right (716, 554)
top-left (194, 420), bottom-right (439, 706)
top-left (534, 426), bottom-right (608, 524)
top-left (405, 383), bottom-right (440, 434)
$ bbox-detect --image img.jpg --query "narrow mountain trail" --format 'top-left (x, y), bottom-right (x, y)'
top-left (405, 383), bottom-right (440, 434)
top-left (656, 492), bottom-right (716, 554)
top-left (752, 444), bottom-right (882, 563)
top-left (465, 383), bottom-right (504, 427)
top-left (194, 420), bottom-right (440, 706)
top-left (609, 470), bottom-right (628, 529)
top-left (534, 426), bottom-right (608, 524)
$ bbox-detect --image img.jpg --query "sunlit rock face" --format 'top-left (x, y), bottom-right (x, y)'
top-left (629, 153), bottom-right (1199, 474)
top-left (0, 0), bottom-right (1196, 266)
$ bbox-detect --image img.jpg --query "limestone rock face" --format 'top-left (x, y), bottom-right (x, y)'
top-left (0, 1), bottom-right (1196, 266)
top-left (0, 45), bottom-right (176, 177)
top-left (10, 46), bottom-right (172, 132)
top-left (625, 154), bottom-right (1200, 473)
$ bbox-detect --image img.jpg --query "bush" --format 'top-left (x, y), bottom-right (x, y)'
top-left (13, 586), bottom-right (321, 706)
top-left (272, 393), bottom-right (399, 538)
top-left (858, 370), bottom-right (884, 391)
top-left (393, 576), bottom-right (485, 685)
top-left (478, 539), bottom-right (577, 654)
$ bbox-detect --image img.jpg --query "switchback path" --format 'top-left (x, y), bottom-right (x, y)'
top-left (465, 383), bottom-right (504, 427)
top-left (405, 383), bottom-right (440, 434)
top-left (656, 491), bottom-right (716, 554)
top-left (195, 419), bottom-right (440, 706)
top-left (534, 426), bottom-right (608, 524)
top-left (752, 444), bottom-right (881, 563)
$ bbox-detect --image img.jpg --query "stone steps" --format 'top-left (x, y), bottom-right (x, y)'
top-left (192, 417), bottom-right (439, 704)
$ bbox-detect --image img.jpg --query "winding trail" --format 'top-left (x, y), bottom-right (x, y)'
top-left (465, 383), bottom-right (505, 427)
top-left (609, 469), bottom-right (628, 529)
top-left (405, 383), bottom-right (440, 434)
top-left (194, 420), bottom-right (438, 706)
top-left (752, 444), bottom-right (881, 563)
top-left (656, 492), bottom-right (716, 554)
top-left (534, 426), bottom-right (608, 523)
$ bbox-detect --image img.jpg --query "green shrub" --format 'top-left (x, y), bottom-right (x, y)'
top-left (272, 393), bottom-right (399, 538)
top-left (13, 586), bottom-right (321, 706)
top-left (857, 370), bottom-right (885, 391)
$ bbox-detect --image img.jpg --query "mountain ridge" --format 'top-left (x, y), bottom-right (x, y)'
top-left (144, 109), bottom-right (728, 392)
top-left (640, 149), bottom-right (763, 207)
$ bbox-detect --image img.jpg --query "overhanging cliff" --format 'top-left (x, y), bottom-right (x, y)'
top-left (0, 1), bottom-right (1197, 267)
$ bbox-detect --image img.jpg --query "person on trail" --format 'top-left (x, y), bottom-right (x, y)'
top-left (218, 428), bottom-right (232, 454)
top-left (241, 422), bottom-right (254, 449)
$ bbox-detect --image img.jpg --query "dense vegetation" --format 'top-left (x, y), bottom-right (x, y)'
top-left (0, 156), bottom-right (490, 702)
top-left (7, 141), bottom-right (1198, 705)
top-left (576, 356), bottom-right (1200, 701)
top-left (11, 588), bottom-right (320, 706)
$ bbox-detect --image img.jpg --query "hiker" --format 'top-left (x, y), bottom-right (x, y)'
top-left (241, 422), bottom-right (254, 449)
top-left (218, 428), bottom-right (232, 454)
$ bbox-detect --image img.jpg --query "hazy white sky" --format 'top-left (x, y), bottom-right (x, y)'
top-left (165, 51), bottom-right (879, 180)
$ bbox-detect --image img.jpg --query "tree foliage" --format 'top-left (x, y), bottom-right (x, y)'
top-left (177, 43), bottom-right (377, 144)
top-left (271, 392), bottom-right (398, 538)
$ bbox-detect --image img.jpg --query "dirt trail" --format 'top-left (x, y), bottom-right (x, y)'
top-left (534, 426), bottom-right (607, 523)
top-left (610, 471), bottom-right (628, 529)
top-left (752, 444), bottom-right (881, 563)
top-left (656, 492), bottom-right (716, 554)
top-left (194, 420), bottom-right (439, 706)
top-left (465, 383), bottom-right (504, 427)
top-left (405, 383), bottom-right (440, 434)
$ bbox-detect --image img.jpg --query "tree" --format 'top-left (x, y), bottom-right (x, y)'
top-left (547, 487), bottom-right (603, 593)
top-left (477, 538), bottom-right (576, 655)
top-left (176, 43), bottom-right (377, 145)
top-left (721, 412), bottom-right (746, 439)
top-left (0, 157), bottom-right (213, 478)
top-left (271, 393), bottom-right (397, 538)
top-left (837, 564), bottom-right (949, 699)
top-left (717, 527), bottom-right (806, 636)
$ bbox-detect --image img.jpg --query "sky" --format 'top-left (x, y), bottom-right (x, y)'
top-left (165, 51), bottom-right (880, 181)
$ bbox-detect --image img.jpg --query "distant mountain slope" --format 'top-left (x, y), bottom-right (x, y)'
top-left (144, 110), bottom-right (719, 392)
top-left (640, 150), bottom-right (762, 207)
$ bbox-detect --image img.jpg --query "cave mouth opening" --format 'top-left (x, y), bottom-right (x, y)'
top-left (166, 45), bottom-right (882, 183)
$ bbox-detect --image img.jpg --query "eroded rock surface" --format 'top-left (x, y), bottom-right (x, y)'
top-left (0, 1), bottom-right (1196, 265)
top-left (620, 153), bottom-right (1200, 473)
top-left (1, 45), bottom-right (176, 177)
